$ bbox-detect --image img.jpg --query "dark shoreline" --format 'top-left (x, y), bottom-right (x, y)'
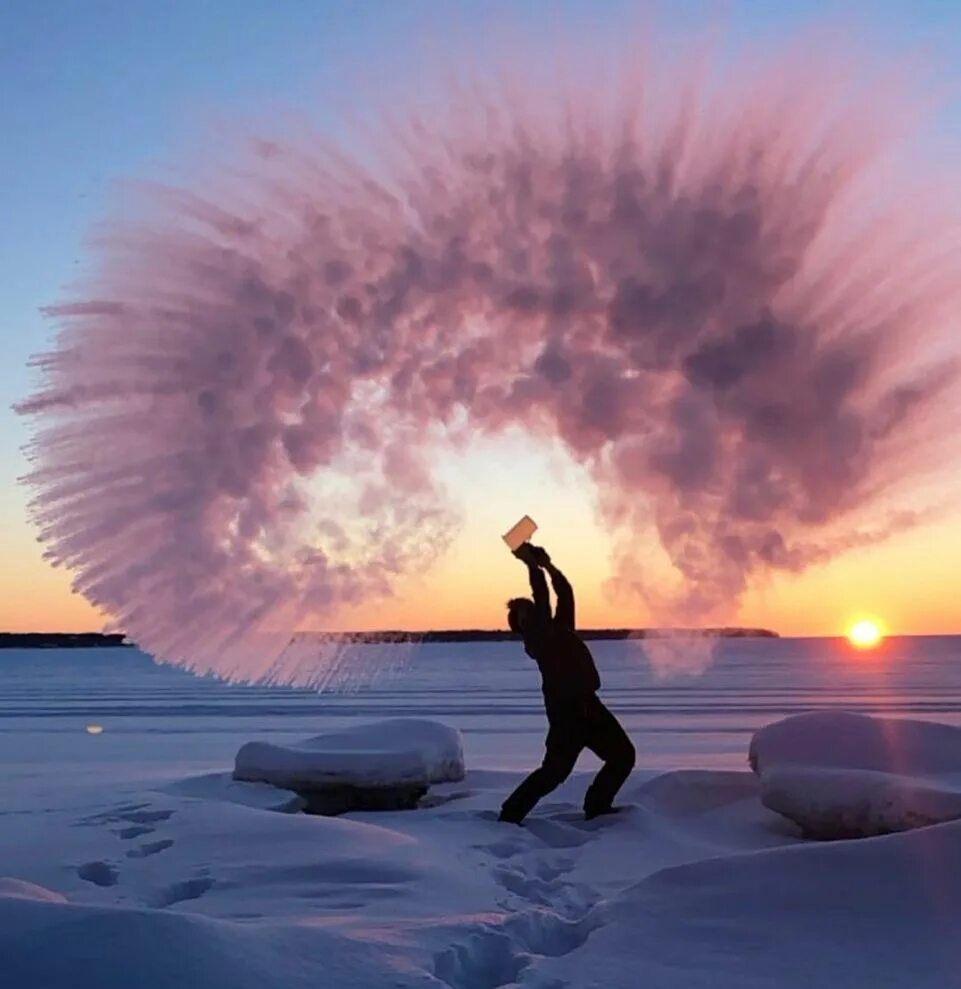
top-left (0, 628), bottom-right (779, 649)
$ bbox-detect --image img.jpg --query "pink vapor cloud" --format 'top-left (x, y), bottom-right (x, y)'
top-left (17, 30), bottom-right (961, 684)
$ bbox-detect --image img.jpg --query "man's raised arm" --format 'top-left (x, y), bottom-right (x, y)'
top-left (528, 562), bottom-right (552, 624)
top-left (546, 563), bottom-right (575, 630)
top-left (528, 546), bottom-right (574, 630)
top-left (514, 543), bottom-right (552, 624)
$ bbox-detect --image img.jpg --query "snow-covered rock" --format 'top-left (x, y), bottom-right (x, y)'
top-left (234, 718), bottom-right (465, 814)
top-left (759, 765), bottom-right (961, 839)
top-left (749, 710), bottom-right (961, 776)
top-left (749, 712), bottom-right (961, 839)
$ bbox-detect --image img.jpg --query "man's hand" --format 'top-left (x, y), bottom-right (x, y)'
top-left (512, 543), bottom-right (537, 566)
top-left (513, 543), bottom-right (551, 568)
top-left (529, 545), bottom-right (551, 568)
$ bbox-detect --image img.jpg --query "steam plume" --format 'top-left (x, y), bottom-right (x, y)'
top-left (18, 32), bottom-right (961, 684)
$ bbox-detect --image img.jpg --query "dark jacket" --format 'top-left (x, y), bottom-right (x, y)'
top-left (522, 564), bottom-right (601, 709)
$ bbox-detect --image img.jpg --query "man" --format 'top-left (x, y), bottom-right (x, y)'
top-left (500, 543), bottom-right (635, 824)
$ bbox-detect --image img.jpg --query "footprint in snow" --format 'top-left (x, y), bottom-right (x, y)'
top-left (77, 860), bottom-right (119, 887)
top-left (522, 819), bottom-right (593, 849)
top-left (126, 839), bottom-right (174, 859)
top-left (149, 874), bottom-right (214, 909)
top-left (115, 824), bottom-right (154, 840)
top-left (434, 910), bottom-right (599, 989)
top-left (116, 808), bottom-right (175, 825)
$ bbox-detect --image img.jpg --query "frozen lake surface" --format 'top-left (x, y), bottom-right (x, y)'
top-left (3, 636), bottom-right (961, 790)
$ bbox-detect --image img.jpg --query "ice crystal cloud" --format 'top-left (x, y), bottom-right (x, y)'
top-left (18, 32), bottom-right (961, 683)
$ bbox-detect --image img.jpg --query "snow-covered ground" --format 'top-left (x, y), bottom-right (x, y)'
top-left (3, 638), bottom-right (961, 987)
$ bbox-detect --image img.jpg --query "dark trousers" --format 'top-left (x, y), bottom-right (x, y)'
top-left (500, 694), bottom-right (635, 823)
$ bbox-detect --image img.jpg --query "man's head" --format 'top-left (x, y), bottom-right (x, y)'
top-left (507, 597), bottom-right (534, 635)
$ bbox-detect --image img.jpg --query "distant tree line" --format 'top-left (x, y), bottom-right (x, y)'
top-left (0, 628), bottom-right (777, 649)
top-left (0, 632), bottom-right (130, 649)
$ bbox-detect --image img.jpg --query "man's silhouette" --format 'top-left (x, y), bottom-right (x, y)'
top-left (500, 543), bottom-right (635, 824)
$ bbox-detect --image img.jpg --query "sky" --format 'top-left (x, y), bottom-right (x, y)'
top-left (2, 0), bottom-right (961, 637)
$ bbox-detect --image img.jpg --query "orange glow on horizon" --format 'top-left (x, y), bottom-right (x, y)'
top-left (3, 435), bottom-right (961, 639)
top-left (3, 533), bottom-right (961, 638)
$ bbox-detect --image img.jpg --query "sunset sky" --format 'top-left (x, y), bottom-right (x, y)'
top-left (2, 0), bottom-right (961, 638)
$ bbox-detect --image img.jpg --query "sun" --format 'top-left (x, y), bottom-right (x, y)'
top-left (847, 619), bottom-right (884, 650)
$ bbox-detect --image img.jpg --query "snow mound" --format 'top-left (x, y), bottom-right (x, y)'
top-left (633, 770), bottom-right (760, 817)
top-left (0, 896), bottom-right (427, 989)
top-left (750, 712), bottom-right (961, 838)
top-left (161, 773), bottom-right (304, 813)
top-left (234, 718), bottom-right (465, 793)
top-left (531, 817), bottom-right (961, 989)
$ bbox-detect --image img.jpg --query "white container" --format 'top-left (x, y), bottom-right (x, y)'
top-left (502, 515), bottom-right (537, 551)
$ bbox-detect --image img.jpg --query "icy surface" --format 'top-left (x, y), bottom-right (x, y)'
top-left (750, 712), bottom-right (961, 838)
top-left (234, 718), bottom-right (465, 791)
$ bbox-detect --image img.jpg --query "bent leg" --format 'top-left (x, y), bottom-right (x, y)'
top-left (500, 724), bottom-right (583, 824)
top-left (582, 698), bottom-right (635, 818)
